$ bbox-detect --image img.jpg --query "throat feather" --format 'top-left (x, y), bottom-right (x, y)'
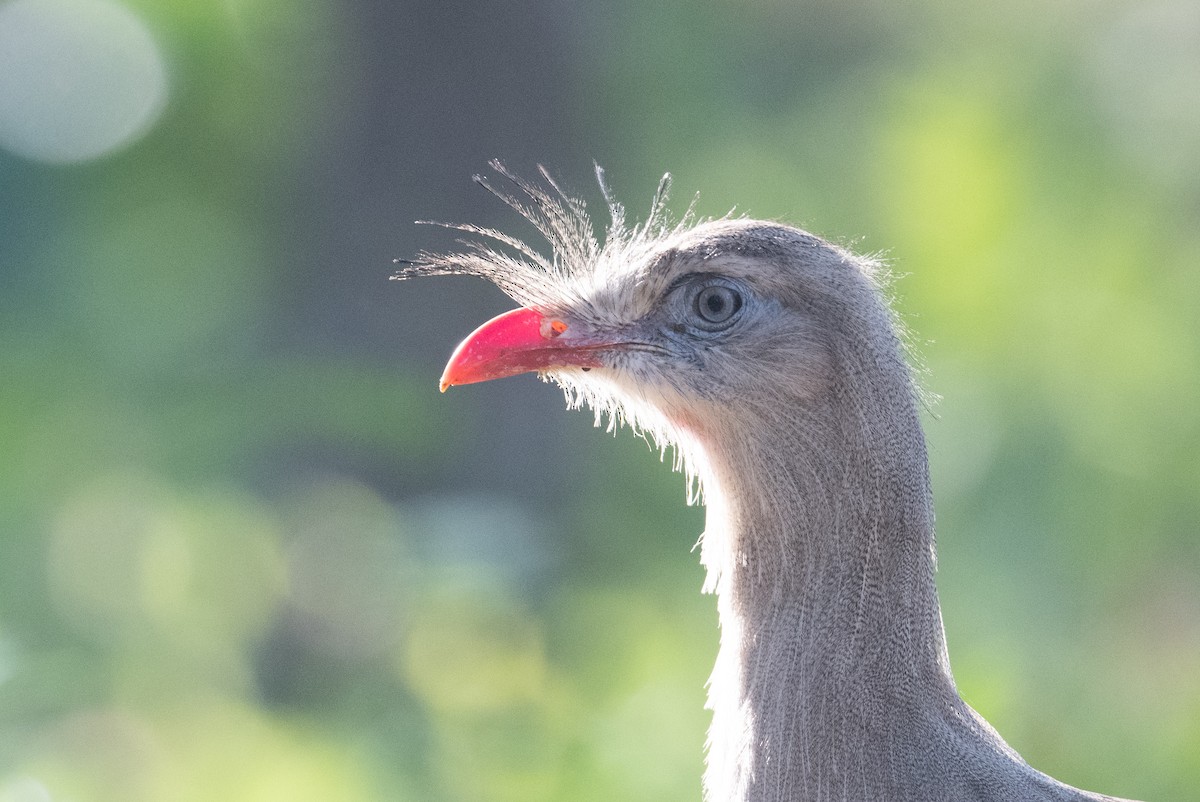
top-left (696, 408), bottom-right (948, 801)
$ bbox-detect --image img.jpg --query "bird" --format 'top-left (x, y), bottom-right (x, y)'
top-left (395, 162), bottom-right (1140, 802)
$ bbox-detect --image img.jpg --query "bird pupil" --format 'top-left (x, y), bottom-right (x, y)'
top-left (689, 281), bottom-right (742, 328)
top-left (695, 284), bottom-right (741, 325)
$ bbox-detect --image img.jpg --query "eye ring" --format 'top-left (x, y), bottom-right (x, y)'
top-left (692, 282), bottom-right (743, 329)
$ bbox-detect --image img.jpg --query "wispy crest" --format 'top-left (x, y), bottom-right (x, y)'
top-left (392, 160), bottom-right (694, 314)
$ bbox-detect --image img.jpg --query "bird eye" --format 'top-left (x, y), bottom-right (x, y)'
top-left (692, 283), bottom-right (743, 329)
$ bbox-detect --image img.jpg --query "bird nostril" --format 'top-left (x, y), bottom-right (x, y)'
top-left (545, 318), bottom-right (569, 338)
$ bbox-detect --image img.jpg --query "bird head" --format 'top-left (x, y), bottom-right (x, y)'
top-left (396, 163), bottom-right (920, 483)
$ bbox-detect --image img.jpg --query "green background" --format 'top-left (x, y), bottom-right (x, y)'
top-left (1, 0), bottom-right (1197, 799)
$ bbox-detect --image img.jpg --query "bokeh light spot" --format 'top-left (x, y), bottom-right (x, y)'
top-left (400, 585), bottom-right (547, 714)
top-left (0, 778), bottom-right (52, 802)
top-left (284, 481), bottom-right (413, 660)
top-left (0, 0), bottom-right (168, 164)
top-left (48, 472), bottom-right (285, 651)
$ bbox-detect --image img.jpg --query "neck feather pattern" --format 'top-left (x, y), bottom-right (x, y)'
top-left (693, 364), bottom-right (1119, 801)
top-left (697, 384), bottom-right (953, 800)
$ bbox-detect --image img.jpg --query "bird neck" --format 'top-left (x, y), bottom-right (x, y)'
top-left (695, 390), bottom-right (962, 801)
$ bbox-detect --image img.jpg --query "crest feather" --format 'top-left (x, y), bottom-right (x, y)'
top-left (392, 161), bottom-right (696, 313)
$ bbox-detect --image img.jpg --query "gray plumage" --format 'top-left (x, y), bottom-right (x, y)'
top-left (397, 163), bottom-right (1139, 802)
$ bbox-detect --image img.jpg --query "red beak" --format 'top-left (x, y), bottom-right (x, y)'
top-left (439, 307), bottom-right (607, 391)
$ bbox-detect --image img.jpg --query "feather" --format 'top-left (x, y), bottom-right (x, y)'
top-left (402, 166), bottom-right (1141, 802)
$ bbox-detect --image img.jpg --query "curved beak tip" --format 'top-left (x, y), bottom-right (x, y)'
top-left (437, 306), bottom-right (607, 390)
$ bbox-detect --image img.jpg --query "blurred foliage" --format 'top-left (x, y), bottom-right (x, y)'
top-left (0, 0), bottom-right (1198, 800)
